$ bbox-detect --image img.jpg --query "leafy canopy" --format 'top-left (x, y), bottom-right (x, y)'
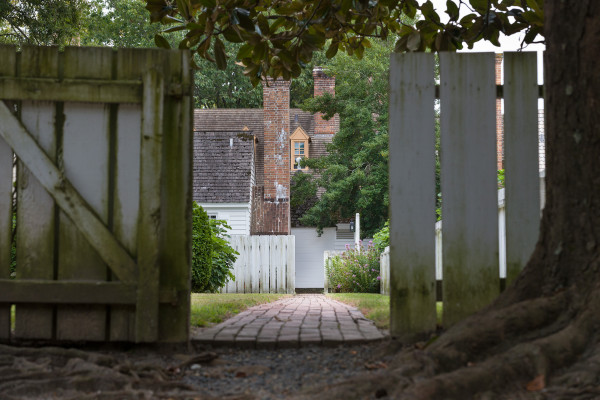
top-left (146, 0), bottom-right (544, 84)
top-left (293, 38), bottom-right (391, 237)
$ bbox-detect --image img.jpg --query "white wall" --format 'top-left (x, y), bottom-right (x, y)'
top-left (199, 203), bottom-right (251, 235)
top-left (292, 227), bottom-right (336, 288)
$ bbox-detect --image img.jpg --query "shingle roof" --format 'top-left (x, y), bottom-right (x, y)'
top-left (194, 109), bottom-right (334, 187)
top-left (193, 131), bottom-right (255, 203)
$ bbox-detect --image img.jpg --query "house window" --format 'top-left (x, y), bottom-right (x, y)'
top-left (290, 127), bottom-right (310, 171)
top-left (208, 214), bottom-right (217, 220)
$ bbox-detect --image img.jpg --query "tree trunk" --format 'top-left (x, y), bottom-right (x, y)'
top-left (308, 1), bottom-right (600, 398)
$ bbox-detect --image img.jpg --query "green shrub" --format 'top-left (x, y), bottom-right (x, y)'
top-left (192, 202), bottom-right (213, 292)
top-left (205, 219), bottom-right (237, 292)
top-left (326, 242), bottom-right (380, 293)
top-left (372, 220), bottom-right (389, 254)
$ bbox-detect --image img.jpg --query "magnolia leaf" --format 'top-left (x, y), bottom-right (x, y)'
top-left (154, 34), bottom-right (171, 49)
top-left (406, 32), bottom-right (421, 51)
top-left (326, 42), bottom-right (339, 58)
top-left (214, 37), bottom-right (227, 70)
top-left (446, 0), bottom-right (459, 20)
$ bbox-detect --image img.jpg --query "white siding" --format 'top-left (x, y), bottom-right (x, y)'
top-left (292, 227), bottom-right (336, 288)
top-left (199, 203), bottom-right (251, 235)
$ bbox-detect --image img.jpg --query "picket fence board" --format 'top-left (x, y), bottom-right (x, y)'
top-left (220, 235), bottom-right (295, 294)
top-left (286, 236), bottom-right (295, 294)
top-left (503, 52), bottom-right (541, 284)
top-left (0, 46), bottom-right (15, 340)
top-left (57, 47), bottom-right (112, 341)
top-left (389, 52), bottom-right (437, 337)
top-left (14, 46), bottom-right (59, 340)
top-left (110, 49), bottom-right (146, 342)
top-left (440, 52), bottom-right (500, 327)
top-left (259, 236), bottom-right (270, 292)
top-left (135, 66), bottom-right (164, 343)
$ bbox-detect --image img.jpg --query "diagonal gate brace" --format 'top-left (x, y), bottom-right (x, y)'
top-left (0, 101), bottom-right (138, 283)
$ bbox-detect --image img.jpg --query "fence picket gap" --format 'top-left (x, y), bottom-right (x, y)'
top-left (503, 52), bottom-right (541, 284)
top-left (440, 52), bottom-right (499, 327)
top-left (389, 52), bottom-right (437, 338)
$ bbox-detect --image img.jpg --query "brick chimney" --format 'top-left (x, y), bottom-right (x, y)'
top-left (312, 67), bottom-right (338, 135)
top-left (251, 78), bottom-right (291, 235)
top-left (496, 53), bottom-right (504, 170)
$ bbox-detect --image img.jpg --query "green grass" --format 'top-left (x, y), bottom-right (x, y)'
top-left (328, 293), bottom-right (391, 329)
top-left (190, 293), bottom-right (291, 327)
top-left (328, 293), bottom-right (444, 329)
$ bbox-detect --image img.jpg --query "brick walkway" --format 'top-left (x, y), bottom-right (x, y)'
top-left (192, 294), bottom-right (388, 349)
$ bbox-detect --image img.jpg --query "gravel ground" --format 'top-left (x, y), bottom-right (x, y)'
top-left (184, 342), bottom-right (393, 399)
top-left (0, 340), bottom-right (395, 400)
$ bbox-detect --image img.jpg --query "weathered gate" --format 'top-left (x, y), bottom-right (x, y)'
top-left (0, 46), bottom-right (192, 343)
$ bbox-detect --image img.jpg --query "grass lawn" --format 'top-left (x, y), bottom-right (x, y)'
top-left (328, 293), bottom-right (444, 329)
top-left (190, 293), bottom-right (291, 327)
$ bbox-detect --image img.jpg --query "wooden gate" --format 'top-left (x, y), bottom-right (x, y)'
top-left (0, 46), bottom-right (192, 343)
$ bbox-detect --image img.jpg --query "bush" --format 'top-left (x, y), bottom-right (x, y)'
top-left (205, 218), bottom-right (237, 292)
top-left (191, 202), bottom-right (238, 293)
top-left (192, 203), bottom-right (213, 292)
top-left (372, 220), bottom-right (389, 254)
top-left (326, 242), bottom-right (380, 293)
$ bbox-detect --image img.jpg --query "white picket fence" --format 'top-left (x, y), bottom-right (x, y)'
top-left (389, 52), bottom-right (543, 337)
top-left (380, 176), bottom-right (545, 295)
top-left (220, 235), bottom-right (295, 294)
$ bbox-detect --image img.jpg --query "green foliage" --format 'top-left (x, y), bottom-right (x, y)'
top-left (498, 169), bottom-right (505, 189)
top-left (82, 0), bottom-right (162, 48)
top-left (191, 202), bottom-right (238, 293)
top-left (0, 0), bottom-right (89, 46)
top-left (144, 0), bottom-right (544, 84)
top-left (205, 218), bottom-right (238, 293)
top-left (326, 243), bottom-right (380, 293)
top-left (372, 220), bottom-right (389, 254)
top-left (192, 202), bottom-right (213, 292)
top-left (294, 38), bottom-right (392, 237)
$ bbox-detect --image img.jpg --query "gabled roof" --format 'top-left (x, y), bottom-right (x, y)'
top-left (194, 108), bottom-right (333, 187)
top-left (193, 131), bottom-right (255, 203)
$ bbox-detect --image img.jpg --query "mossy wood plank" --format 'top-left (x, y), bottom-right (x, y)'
top-left (503, 52), bottom-right (541, 285)
top-left (56, 47), bottom-right (112, 341)
top-left (0, 77), bottom-right (142, 103)
top-left (440, 53), bottom-right (499, 327)
top-left (135, 65), bottom-right (164, 343)
top-left (0, 102), bottom-right (137, 283)
top-left (0, 46), bottom-right (16, 340)
top-left (0, 279), bottom-right (177, 304)
top-left (110, 49), bottom-right (148, 341)
top-left (158, 50), bottom-right (192, 342)
top-left (0, 280), bottom-right (136, 304)
top-left (14, 46), bottom-right (58, 340)
top-left (389, 53), bottom-right (437, 339)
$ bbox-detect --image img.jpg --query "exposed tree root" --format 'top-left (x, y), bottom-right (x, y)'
top-left (302, 283), bottom-right (600, 400)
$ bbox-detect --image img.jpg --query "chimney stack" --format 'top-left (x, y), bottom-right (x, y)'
top-left (252, 77), bottom-right (291, 235)
top-left (312, 67), bottom-right (337, 135)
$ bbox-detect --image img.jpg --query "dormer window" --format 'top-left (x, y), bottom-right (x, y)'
top-left (290, 127), bottom-right (310, 170)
